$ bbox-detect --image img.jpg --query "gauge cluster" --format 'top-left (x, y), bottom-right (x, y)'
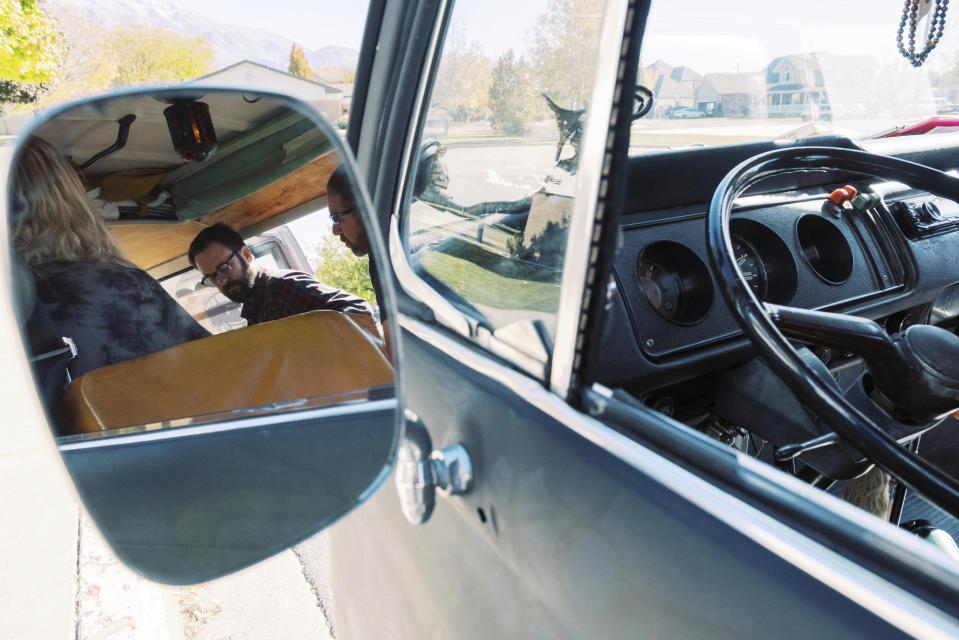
top-left (636, 241), bottom-right (712, 324)
top-left (613, 192), bottom-right (905, 360)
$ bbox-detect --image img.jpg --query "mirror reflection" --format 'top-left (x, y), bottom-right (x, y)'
top-left (10, 90), bottom-right (393, 439)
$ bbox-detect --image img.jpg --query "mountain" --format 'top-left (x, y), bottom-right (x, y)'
top-left (46, 0), bottom-right (358, 73)
top-left (307, 46), bottom-right (359, 69)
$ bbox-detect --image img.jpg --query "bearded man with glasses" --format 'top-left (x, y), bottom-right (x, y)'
top-left (188, 222), bottom-right (372, 326)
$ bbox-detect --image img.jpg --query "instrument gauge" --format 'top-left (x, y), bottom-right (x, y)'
top-left (635, 241), bottom-right (713, 325)
top-left (637, 259), bottom-right (682, 322)
top-left (732, 236), bottom-right (768, 299)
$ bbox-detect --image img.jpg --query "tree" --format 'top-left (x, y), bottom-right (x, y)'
top-left (0, 0), bottom-right (62, 84)
top-left (32, 6), bottom-right (116, 106)
top-left (0, 79), bottom-right (43, 106)
top-left (430, 26), bottom-right (493, 122)
top-left (314, 65), bottom-right (355, 84)
top-left (26, 11), bottom-right (214, 108)
top-left (488, 49), bottom-right (535, 135)
top-left (313, 234), bottom-right (376, 304)
top-left (527, 0), bottom-right (604, 108)
top-left (111, 27), bottom-right (213, 86)
top-left (0, 0), bottom-right (62, 109)
top-left (289, 43), bottom-right (313, 79)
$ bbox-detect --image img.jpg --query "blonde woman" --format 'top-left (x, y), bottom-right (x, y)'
top-left (12, 136), bottom-right (208, 381)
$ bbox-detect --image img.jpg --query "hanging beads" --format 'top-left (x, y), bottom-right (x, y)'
top-left (897, 0), bottom-right (949, 67)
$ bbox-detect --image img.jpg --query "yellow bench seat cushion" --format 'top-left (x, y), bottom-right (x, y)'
top-left (60, 310), bottom-right (393, 435)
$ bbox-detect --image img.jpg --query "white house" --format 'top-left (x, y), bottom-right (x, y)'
top-left (190, 60), bottom-right (344, 122)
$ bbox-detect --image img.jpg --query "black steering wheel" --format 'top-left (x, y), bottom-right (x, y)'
top-left (707, 146), bottom-right (959, 516)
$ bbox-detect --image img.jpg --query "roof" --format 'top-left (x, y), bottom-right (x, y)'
top-left (330, 83), bottom-right (354, 98)
top-left (670, 66), bottom-right (703, 83)
top-left (766, 54), bottom-right (812, 73)
top-left (700, 72), bottom-right (765, 95)
top-left (192, 60), bottom-right (342, 94)
top-left (648, 59), bottom-right (673, 76)
top-left (653, 75), bottom-right (694, 99)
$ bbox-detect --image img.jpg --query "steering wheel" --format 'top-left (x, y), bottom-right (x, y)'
top-left (706, 146), bottom-right (959, 516)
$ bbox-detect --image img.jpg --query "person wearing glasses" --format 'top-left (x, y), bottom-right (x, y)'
top-left (325, 165), bottom-right (394, 356)
top-left (326, 165), bottom-right (371, 257)
top-left (188, 222), bottom-right (372, 326)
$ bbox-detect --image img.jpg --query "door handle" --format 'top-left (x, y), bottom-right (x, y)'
top-left (395, 409), bottom-right (473, 525)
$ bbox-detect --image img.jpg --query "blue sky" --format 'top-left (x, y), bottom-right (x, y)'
top-left (180, 0), bottom-right (548, 54)
top-left (176, 0), bottom-right (959, 75)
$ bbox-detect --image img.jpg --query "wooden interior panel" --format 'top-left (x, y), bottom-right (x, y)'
top-left (199, 152), bottom-right (341, 230)
top-left (108, 221), bottom-right (208, 271)
top-left (105, 153), bottom-right (341, 270)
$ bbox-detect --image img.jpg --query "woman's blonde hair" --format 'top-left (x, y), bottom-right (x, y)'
top-left (12, 136), bottom-right (133, 267)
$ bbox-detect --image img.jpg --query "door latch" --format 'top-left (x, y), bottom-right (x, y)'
top-left (395, 409), bottom-right (473, 525)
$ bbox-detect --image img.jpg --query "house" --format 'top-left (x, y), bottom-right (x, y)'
top-left (695, 72), bottom-right (766, 118)
top-left (669, 66), bottom-right (703, 93)
top-left (765, 53), bottom-right (882, 120)
top-left (646, 59), bottom-right (674, 79)
top-left (190, 60), bottom-right (345, 122)
top-left (652, 75), bottom-right (695, 117)
top-left (640, 59), bottom-right (672, 95)
top-left (330, 83), bottom-right (354, 119)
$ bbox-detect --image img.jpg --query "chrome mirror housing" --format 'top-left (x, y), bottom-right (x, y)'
top-left (5, 87), bottom-right (400, 584)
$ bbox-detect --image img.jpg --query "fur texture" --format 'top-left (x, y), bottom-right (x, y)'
top-left (844, 466), bottom-right (892, 520)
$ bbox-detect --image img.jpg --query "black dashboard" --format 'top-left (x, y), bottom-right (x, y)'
top-left (596, 133), bottom-right (959, 416)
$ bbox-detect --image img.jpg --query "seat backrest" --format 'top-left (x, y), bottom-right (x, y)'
top-left (59, 310), bottom-right (394, 435)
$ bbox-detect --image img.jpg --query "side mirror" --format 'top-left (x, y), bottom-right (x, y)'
top-left (5, 88), bottom-right (400, 584)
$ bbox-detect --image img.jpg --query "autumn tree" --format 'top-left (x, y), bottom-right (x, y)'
top-left (0, 80), bottom-right (42, 105)
top-left (111, 27), bottom-right (213, 86)
top-left (0, 0), bottom-right (62, 83)
top-left (0, 0), bottom-right (63, 107)
top-left (314, 66), bottom-right (354, 84)
top-left (313, 234), bottom-right (376, 304)
top-left (24, 8), bottom-right (214, 108)
top-left (34, 6), bottom-right (115, 106)
top-left (488, 49), bottom-right (535, 135)
top-left (430, 26), bottom-right (493, 122)
top-left (527, 0), bottom-right (604, 108)
top-left (289, 43), bottom-right (313, 79)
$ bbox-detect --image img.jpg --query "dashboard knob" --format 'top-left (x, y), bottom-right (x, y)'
top-left (920, 202), bottom-right (942, 222)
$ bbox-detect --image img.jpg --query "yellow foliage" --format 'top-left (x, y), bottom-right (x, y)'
top-left (289, 43), bottom-right (314, 80)
top-left (0, 0), bottom-right (63, 83)
top-left (111, 27), bottom-right (214, 86)
top-left (26, 13), bottom-right (214, 109)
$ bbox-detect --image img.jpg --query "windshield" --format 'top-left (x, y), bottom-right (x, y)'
top-left (632, 0), bottom-right (956, 152)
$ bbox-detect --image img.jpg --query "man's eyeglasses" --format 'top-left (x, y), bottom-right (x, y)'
top-left (329, 207), bottom-right (353, 225)
top-left (200, 248), bottom-right (240, 287)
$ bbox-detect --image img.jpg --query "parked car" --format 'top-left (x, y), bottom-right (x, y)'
top-left (667, 106), bottom-right (707, 119)
top-left (7, 0), bottom-right (959, 638)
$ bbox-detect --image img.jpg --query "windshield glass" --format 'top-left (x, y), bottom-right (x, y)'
top-left (632, 0), bottom-right (957, 152)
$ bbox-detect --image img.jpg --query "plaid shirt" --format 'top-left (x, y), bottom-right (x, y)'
top-left (240, 270), bottom-right (372, 326)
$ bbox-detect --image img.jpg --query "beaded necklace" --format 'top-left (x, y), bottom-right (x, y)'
top-left (897, 0), bottom-right (949, 67)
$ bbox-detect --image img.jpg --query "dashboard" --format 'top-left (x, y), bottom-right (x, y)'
top-left (596, 134), bottom-right (959, 417)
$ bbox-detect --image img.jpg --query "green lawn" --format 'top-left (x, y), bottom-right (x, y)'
top-left (418, 243), bottom-right (561, 312)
